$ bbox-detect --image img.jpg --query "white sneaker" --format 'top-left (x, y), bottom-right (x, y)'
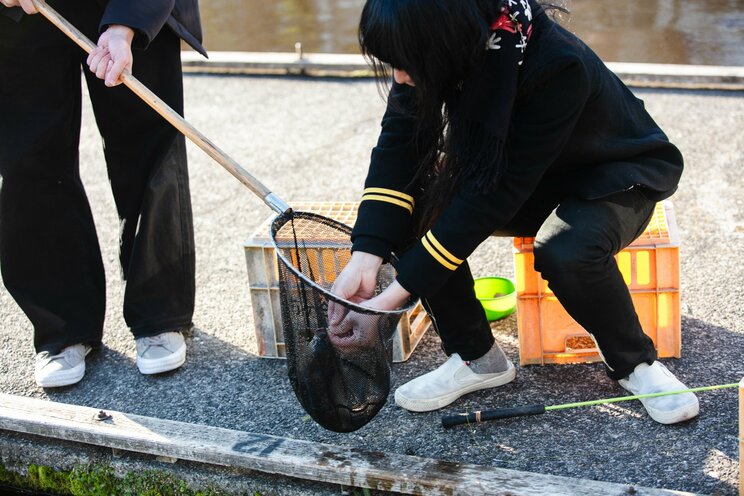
top-left (135, 331), bottom-right (186, 375)
top-left (618, 361), bottom-right (699, 424)
top-left (35, 344), bottom-right (91, 388)
top-left (394, 354), bottom-right (516, 412)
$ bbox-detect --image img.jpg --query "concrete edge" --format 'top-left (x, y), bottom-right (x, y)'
top-left (181, 51), bottom-right (744, 90)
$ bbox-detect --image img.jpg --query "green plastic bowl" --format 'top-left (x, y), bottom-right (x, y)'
top-left (473, 277), bottom-right (517, 321)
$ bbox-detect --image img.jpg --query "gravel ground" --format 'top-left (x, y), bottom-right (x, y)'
top-left (0, 74), bottom-right (742, 495)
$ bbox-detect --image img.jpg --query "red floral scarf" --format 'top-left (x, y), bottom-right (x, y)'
top-left (449, 0), bottom-right (536, 192)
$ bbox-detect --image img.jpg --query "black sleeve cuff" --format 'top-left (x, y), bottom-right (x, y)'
top-left (394, 242), bottom-right (454, 298)
top-left (1, 6), bottom-right (23, 22)
top-left (100, 0), bottom-right (173, 50)
top-left (351, 235), bottom-right (393, 262)
top-left (352, 200), bottom-right (412, 251)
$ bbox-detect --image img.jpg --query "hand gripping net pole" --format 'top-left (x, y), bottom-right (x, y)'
top-left (271, 211), bottom-right (414, 433)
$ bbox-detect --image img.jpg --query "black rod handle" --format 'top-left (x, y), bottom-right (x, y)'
top-left (441, 404), bottom-right (546, 428)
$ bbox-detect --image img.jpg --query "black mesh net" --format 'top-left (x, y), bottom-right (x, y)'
top-left (271, 211), bottom-right (412, 432)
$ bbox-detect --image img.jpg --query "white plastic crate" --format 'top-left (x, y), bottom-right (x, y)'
top-left (244, 202), bottom-right (430, 362)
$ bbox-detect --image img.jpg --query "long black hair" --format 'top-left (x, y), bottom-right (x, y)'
top-left (359, 0), bottom-right (566, 235)
top-left (360, 0), bottom-right (502, 233)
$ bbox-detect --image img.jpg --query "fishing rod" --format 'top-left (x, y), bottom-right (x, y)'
top-left (441, 383), bottom-right (739, 428)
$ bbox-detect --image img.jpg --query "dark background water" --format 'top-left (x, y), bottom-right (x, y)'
top-left (198, 0), bottom-right (744, 66)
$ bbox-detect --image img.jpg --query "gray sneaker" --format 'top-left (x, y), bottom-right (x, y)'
top-left (35, 344), bottom-right (91, 388)
top-left (135, 331), bottom-right (186, 375)
top-left (618, 361), bottom-right (699, 424)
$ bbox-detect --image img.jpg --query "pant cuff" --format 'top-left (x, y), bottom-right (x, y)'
top-left (130, 318), bottom-right (193, 338)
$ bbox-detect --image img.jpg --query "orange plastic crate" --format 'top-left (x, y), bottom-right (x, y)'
top-left (513, 201), bottom-right (680, 365)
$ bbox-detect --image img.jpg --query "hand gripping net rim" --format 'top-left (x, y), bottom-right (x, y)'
top-left (269, 210), bottom-right (416, 316)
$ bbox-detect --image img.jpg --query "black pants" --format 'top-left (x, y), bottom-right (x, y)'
top-left (0, 2), bottom-right (195, 354)
top-left (422, 187), bottom-right (658, 380)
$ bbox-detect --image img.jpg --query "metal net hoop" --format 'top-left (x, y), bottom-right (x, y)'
top-left (269, 210), bottom-right (416, 432)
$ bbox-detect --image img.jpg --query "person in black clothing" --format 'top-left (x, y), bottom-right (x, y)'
top-left (331, 0), bottom-right (699, 424)
top-left (0, 0), bottom-right (206, 387)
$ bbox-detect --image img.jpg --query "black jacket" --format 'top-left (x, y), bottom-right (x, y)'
top-left (1, 0), bottom-right (206, 56)
top-left (351, 6), bottom-right (683, 298)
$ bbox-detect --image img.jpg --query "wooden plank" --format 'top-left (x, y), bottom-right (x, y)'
top-left (0, 394), bottom-right (690, 496)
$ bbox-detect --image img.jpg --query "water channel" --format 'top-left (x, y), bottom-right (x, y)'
top-left (198, 0), bottom-right (744, 66)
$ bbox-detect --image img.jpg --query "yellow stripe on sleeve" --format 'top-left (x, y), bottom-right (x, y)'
top-left (360, 194), bottom-right (414, 214)
top-left (421, 236), bottom-right (459, 271)
top-left (425, 231), bottom-right (463, 265)
top-left (363, 187), bottom-right (415, 206)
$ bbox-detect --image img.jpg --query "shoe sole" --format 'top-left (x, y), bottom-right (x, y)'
top-left (640, 397), bottom-right (700, 424)
top-left (137, 343), bottom-right (186, 375)
top-left (35, 362), bottom-right (85, 388)
top-left (394, 365), bottom-right (516, 413)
